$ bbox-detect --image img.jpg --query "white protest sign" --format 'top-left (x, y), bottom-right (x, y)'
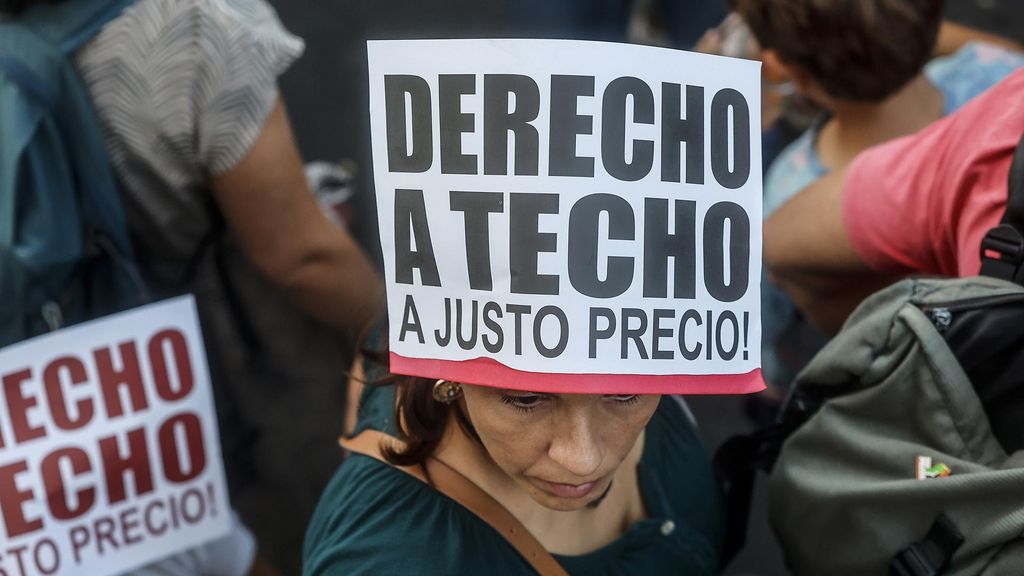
top-left (0, 297), bottom-right (230, 576)
top-left (369, 39), bottom-right (763, 394)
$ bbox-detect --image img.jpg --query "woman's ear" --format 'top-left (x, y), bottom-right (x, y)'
top-left (761, 49), bottom-right (831, 104)
top-left (761, 49), bottom-right (795, 85)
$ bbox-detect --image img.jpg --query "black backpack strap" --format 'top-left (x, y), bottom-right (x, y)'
top-left (713, 421), bottom-right (796, 565)
top-left (714, 433), bottom-right (758, 564)
top-left (980, 134), bottom-right (1024, 282)
top-left (889, 514), bottom-right (965, 576)
top-left (713, 379), bottom-right (848, 566)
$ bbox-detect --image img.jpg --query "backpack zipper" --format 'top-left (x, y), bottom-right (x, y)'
top-left (926, 307), bottom-right (953, 332)
top-left (918, 293), bottom-right (1024, 332)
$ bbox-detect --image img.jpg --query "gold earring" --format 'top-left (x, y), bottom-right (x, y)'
top-left (432, 379), bottom-right (462, 404)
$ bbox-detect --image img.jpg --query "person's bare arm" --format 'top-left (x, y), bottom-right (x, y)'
top-left (211, 99), bottom-right (384, 336)
top-left (764, 167), bottom-right (902, 334)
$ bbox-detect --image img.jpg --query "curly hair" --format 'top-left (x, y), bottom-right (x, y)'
top-left (730, 0), bottom-right (943, 101)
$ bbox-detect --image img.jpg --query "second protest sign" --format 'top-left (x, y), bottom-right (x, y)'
top-left (0, 297), bottom-right (230, 576)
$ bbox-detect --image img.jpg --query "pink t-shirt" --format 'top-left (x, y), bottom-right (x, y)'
top-left (842, 67), bottom-right (1024, 277)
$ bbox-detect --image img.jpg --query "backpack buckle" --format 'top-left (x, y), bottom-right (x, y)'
top-left (889, 514), bottom-right (964, 576)
top-left (890, 545), bottom-right (940, 576)
top-left (980, 224), bottom-right (1024, 281)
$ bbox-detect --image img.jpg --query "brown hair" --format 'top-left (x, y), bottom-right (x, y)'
top-left (361, 330), bottom-right (478, 467)
top-left (730, 0), bottom-right (943, 101)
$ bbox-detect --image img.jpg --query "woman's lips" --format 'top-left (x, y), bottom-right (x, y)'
top-left (539, 479), bottom-right (600, 499)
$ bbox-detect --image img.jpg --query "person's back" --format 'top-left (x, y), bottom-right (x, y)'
top-left (0, 0), bottom-right (147, 347)
top-left (839, 68), bottom-right (1024, 280)
top-left (63, 0), bottom-right (383, 572)
top-left (764, 68), bottom-right (1024, 333)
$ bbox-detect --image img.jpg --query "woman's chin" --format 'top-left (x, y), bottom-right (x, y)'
top-left (535, 494), bottom-right (587, 511)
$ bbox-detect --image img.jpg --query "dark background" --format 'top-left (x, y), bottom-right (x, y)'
top-left (268, 0), bottom-right (514, 267)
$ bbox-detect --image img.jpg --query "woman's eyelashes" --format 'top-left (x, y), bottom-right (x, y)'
top-left (499, 393), bottom-right (549, 413)
top-left (606, 394), bottom-right (640, 406)
top-left (498, 393), bottom-right (642, 414)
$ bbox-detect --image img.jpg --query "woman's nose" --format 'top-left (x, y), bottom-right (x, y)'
top-left (547, 412), bottom-right (602, 479)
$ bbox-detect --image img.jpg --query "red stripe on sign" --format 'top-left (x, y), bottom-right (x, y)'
top-left (389, 353), bottom-right (765, 395)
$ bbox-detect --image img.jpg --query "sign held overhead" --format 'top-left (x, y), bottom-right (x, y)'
top-left (369, 39), bottom-right (764, 394)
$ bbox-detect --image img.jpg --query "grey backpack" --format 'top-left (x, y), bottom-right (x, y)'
top-left (717, 136), bottom-right (1024, 575)
top-left (768, 276), bottom-right (1024, 576)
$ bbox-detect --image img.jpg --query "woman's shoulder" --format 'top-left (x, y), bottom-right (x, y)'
top-left (304, 454), bottom-right (534, 575)
top-left (303, 456), bottom-right (434, 574)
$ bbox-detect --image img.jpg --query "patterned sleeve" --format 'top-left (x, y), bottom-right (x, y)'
top-left (192, 0), bottom-right (305, 175)
top-left (71, 0), bottom-right (305, 263)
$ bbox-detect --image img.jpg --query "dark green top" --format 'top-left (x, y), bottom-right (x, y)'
top-left (303, 385), bottom-right (725, 575)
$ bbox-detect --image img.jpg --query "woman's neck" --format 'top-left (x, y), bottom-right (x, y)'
top-left (434, 417), bottom-right (648, 556)
top-left (817, 73), bottom-right (944, 170)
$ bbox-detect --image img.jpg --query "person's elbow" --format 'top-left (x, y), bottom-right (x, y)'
top-left (248, 232), bottom-right (331, 290)
top-left (253, 230), bottom-right (381, 311)
top-left (272, 239), bottom-right (381, 332)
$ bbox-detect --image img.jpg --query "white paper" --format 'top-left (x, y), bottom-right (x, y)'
top-left (368, 39), bottom-right (762, 390)
top-left (0, 297), bottom-right (231, 576)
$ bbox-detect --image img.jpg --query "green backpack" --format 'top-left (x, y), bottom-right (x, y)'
top-left (0, 0), bottom-right (145, 347)
top-left (768, 275), bottom-right (1024, 576)
top-left (717, 136), bottom-right (1024, 575)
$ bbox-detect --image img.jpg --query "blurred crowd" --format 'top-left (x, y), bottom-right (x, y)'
top-left (3, 0), bottom-right (1024, 574)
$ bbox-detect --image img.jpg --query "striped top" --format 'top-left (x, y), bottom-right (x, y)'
top-left (73, 0), bottom-right (304, 284)
top-left (72, 3), bottom-right (329, 573)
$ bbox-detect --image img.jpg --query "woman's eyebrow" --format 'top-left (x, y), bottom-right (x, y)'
top-left (498, 389), bottom-right (555, 397)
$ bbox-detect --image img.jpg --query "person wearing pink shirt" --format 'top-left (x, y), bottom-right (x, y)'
top-left (764, 67), bottom-right (1024, 335)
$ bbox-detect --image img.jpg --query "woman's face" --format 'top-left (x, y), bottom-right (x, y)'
top-left (459, 386), bottom-right (660, 511)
